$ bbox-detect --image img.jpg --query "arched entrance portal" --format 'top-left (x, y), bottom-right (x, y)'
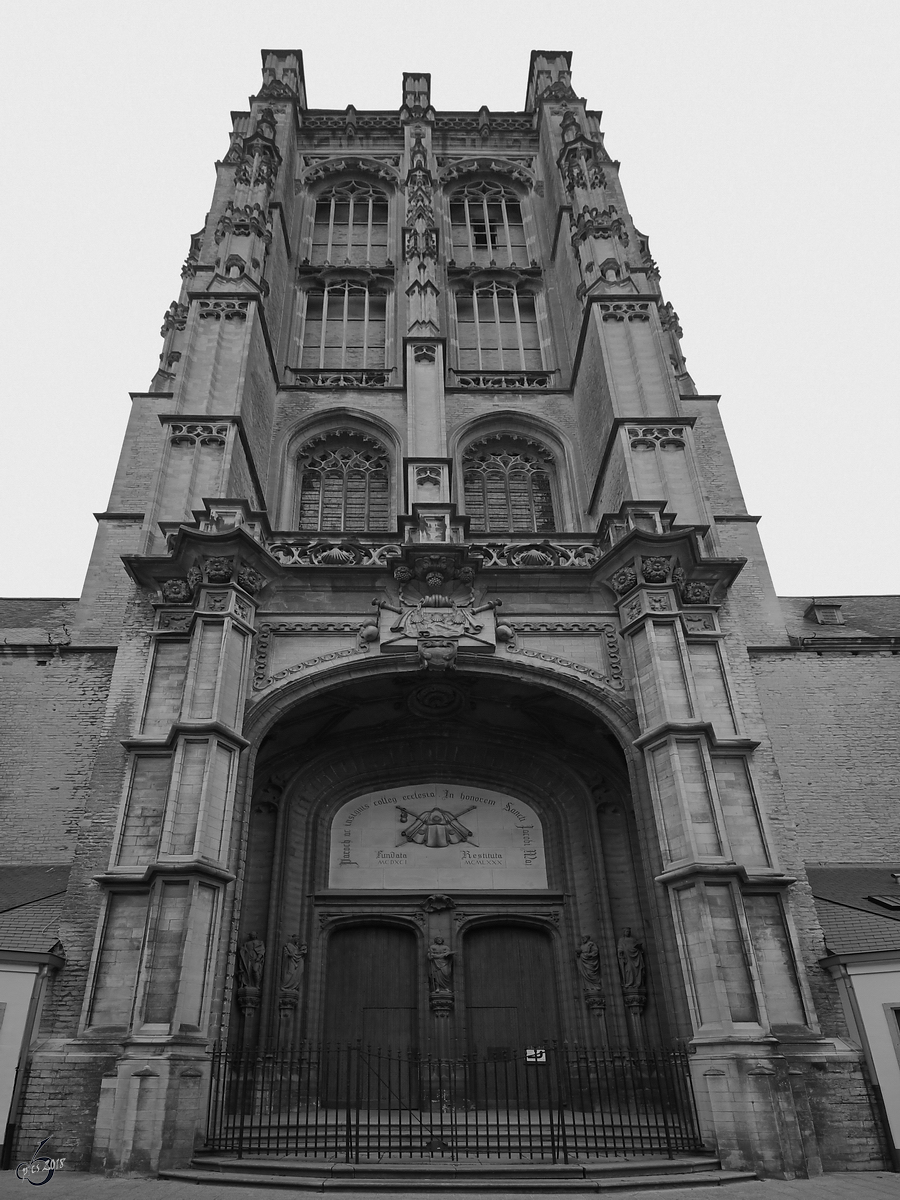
top-left (235, 665), bottom-right (685, 1058)
top-left (208, 666), bottom-right (704, 1159)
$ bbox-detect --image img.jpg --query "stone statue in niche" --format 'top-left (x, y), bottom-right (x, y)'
top-left (576, 935), bottom-right (603, 989)
top-left (238, 931), bottom-right (265, 989)
top-left (427, 936), bottom-right (455, 992)
top-left (617, 928), bottom-right (645, 991)
top-left (398, 803), bottom-right (477, 849)
top-left (280, 935), bottom-right (307, 993)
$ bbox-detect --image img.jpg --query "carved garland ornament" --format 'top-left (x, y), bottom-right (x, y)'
top-left (253, 619), bottom-right (375, 689)
top-left (503, 635), bottom-right (624, 691)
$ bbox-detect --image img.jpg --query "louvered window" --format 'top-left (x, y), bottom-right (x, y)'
top-left (311, 181), bottom-right (389, 266)
top-left (449, 181), bottom-right (527, 267)
top-left (297, 433), bottom-right (390, 531)
top-left (299, 283), bottom-right (387, 369)
top-left (462, 436), bottom-right (556, 533)
top-left (455, 283), bottom-right (543, 372)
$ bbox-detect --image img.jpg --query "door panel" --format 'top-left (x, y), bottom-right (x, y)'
top-left (324, 925), bottom-right (418, 1050)
top-left (465, 924), bottom-right (559, 1055)
top-left (323, 925), bottom-right (419, 1106)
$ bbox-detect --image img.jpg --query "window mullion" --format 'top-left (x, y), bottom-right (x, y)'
top-left (362, 287), bottom-right (370, 369)
top-left (482, 195), bottom-right (491, 258)
top-left (528, 464), bottom-right (538, 532)
top-left (340, 285), bottom-right (349, 369)
top-left (319, 288), bottom-right (329, 369)
top-left (297, 290), bottom-right (308, 368)
top-left (347, 194), bottom-right (355, 260)
top-left (327, 196), bottom-right (336, 261)
top-left (366, 195), bottom-right (373, 262)
top-left (512, 288), bottom-right (527, 372)
top-left (472, 287), bottom-right (484, 372)
top-left (465, 196), bottom-right (475, 261)
top-left (501, 198), bottom-right (513, 264)
top-left (493, 285), bottom-right (504, 371)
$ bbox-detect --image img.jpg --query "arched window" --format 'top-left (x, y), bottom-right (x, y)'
top-left (297, 431), bottom-right (391, 532)
top-left (455, 282), bottom-right (543, 372)
top-left (298, 282), bottom-right (387, 370)
top-left (311, 181), bottom-right (389, 266)
top-left (449, 181), bottom-right (527, 267)
top-left (462, 435), bottom-right (557, 533)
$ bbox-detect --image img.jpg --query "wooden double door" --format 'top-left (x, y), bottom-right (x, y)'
top-left (323, 921), bottom-right (560, 1055)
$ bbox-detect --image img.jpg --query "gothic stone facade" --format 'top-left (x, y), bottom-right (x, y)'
top-left (1, 49), bottom-right (897, 1179)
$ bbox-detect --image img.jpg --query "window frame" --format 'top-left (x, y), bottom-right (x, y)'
top-left (447, 179), bottom-right (529, 268)
top-left (309, 179), bottom-right (391, 267)
top-left (296, 280), bottom-right (389, 372)
top-left (460, 434), bottom-right (560, 534)
top-left (294, 430), bottom-right (393, 534)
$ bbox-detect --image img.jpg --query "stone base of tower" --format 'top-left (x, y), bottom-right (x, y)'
top-left (10, 1041), bottom-right (209, 1175)
top-left (89, 1047), bottom-right (210, 1174)
top-left (690, 1039), bottom-right (888, 1177)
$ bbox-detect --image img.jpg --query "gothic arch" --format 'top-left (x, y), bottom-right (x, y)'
top-left (275, 410), bottom-right (402, 530)
top-left (226, 658), bottom-right (678, 1054)
top-left (450, 412), bottom-right (581, 531)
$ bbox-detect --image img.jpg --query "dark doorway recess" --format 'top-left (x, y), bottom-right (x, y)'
top-left (324, 924), bottom-right (418, 1051)
top-left (465, 923), bottom-right (560, 1055)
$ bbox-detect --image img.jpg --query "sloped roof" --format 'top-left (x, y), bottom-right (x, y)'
top-left (0, 897), bottom-right (65, 954)
top-left (779, 595), bottom-right (900, 639)
top-left (0, 598), bottom-right (78, 633)
top-left (0, 866), bottom-right (70, 915)
top-left (807, 865), bottom-right (900, 956)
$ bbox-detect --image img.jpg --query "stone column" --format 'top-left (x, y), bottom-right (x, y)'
top-left (89, 551), bottom-right (265, 1173)
top-left (603, 543), bottom-right (822, 1177)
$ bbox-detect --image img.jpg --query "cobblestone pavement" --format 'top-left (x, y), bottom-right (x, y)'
top-left (1, 1170), bottom-right (900, 1200)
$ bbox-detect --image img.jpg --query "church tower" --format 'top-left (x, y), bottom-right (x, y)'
top-left (4, 49), bottom-right (892, 1181)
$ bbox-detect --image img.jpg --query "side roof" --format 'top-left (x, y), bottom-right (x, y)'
top-left (808, 865), bottom-right (900, 956)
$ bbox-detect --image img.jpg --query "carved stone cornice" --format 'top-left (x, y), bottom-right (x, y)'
top-left (123, 522), bottom-right (278, 606)
top-left (597, 526), bottom-right (745, 609)
top-left (439, 156), bottom-right (534, 189)
top-left (296, 263), bottom-right (394, 289)
top-left (299, 155), bottom-right (400, 187)
top-left (447, 263), bottom-right (542, 291)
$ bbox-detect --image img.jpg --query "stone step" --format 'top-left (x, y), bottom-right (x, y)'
top-left (160, 1164), bottom-right (758, 1192)
top-left (190, 1152), bottom-right (721, 1177)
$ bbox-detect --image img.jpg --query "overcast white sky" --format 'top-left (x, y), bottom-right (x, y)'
top-left (2, 0), bottom-right (898, 598)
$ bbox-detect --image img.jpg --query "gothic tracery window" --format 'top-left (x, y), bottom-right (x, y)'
top-left (462, 435), bottom-right (557, 533)
top-left (311, 181), bottom-right (389, 266)
top-left (297, 432), bottom-right (391, 532)
top-left (454, 282), bottom-right (543, 373)
top-left (449, 181), bottom-right (527, 266)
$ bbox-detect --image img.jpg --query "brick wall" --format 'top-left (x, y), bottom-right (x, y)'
top-left (0, 650), bottom-right (114, 863)
top-left (751, 652), bottom-right (900, 863)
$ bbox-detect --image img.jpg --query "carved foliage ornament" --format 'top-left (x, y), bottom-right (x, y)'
top-left (159, 558), bottom-right (265, 605)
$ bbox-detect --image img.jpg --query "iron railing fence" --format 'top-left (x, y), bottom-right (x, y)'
top-left (205, 1043), bottom-right (703, 1162)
